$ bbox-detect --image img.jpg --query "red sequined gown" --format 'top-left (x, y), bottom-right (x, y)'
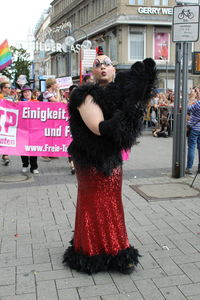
top-left (74, 165), bottom-right (129, 256)
top-left (63, 164), bottom-right (139, 274)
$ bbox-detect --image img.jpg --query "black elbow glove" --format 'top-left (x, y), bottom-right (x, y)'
top-left (99, 110), bottom-right (124, 138)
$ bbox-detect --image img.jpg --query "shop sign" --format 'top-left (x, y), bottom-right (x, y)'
top-left (138, 7), bottom-right (173, 15)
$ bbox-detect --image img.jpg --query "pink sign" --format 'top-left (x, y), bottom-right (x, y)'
top-left (0, 100), bottom-right (72, 157)
top-left (154, 32), bottom-right (169, 60)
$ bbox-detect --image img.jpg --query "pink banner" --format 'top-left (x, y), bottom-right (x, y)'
top-left (154, 32), bottom-right (169, 60)
top-left (0, 100), bottom-right (72, 157)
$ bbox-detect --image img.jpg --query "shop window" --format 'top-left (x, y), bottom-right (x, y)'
top-left (129, 31), bottom-right (145, 60)
top-left (154, 32), bottom-right (169, 61)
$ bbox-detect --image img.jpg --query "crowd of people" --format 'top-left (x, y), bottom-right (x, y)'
top-left (147, 86), bottom-right (200, 174)
top-left (147, 87), bottom-right (200, 136)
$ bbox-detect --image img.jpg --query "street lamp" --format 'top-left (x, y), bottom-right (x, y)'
top-left (63, 28), bottom-right (92, 84)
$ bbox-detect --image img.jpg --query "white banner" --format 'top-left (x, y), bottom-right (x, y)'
top-left (56, 77), bottom-right (73, 89)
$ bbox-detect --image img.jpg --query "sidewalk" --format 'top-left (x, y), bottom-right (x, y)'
top-left (0, 131), bottom-right (200, 300)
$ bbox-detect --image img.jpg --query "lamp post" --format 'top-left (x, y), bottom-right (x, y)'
top-left (62, 28), bottom-right (92, 83)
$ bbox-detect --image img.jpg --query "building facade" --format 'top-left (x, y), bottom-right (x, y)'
top-left (34, 9), bottom-right (52, 88)
top-left (35, 0), bottom-right (200, 88)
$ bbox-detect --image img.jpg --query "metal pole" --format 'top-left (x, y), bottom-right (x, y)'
top-left (179, 42), bottom-right (189, 177)
top-left (172, 42), bottom-right (182, 178)
top-left (166, 60), bottom-right (168, 91)
top-left (79, 48), bottom-right (83, 84)
top-left (68, 49), bottom-right (72, 76)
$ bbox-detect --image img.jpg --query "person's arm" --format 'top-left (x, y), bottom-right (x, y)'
top-left (48, 95), bottom-right (58, 102)
top-left (188, 102), bottom-right (199, 114)
top-left (78, 95), bottom-right (104, 135)
top-left (48, 90), bottom-right (60, 102)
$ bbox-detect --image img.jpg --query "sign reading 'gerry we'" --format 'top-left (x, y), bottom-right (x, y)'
top-left (138, 7), bottom-right (173, 15)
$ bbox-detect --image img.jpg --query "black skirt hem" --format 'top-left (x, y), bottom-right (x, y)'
top-left (63, 242), bottom-right (141, 275)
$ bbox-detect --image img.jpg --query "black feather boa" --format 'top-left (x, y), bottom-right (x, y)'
top-left (68, 58), bottom-right (157, 175)
top-left (63, 240), bottom-right (141, 275)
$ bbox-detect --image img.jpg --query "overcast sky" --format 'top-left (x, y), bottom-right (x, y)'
top-left (0, 0), bottom-right (52, 46)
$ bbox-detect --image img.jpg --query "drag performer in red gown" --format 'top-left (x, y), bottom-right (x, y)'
top-left (63, 47), bottom-right (157, 274)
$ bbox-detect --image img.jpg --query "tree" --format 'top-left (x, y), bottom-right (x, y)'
top-left (1, 46), bottom-right (32, 85)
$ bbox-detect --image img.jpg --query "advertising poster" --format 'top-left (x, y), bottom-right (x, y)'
top-left (154, 32), bottom-right (169, 60)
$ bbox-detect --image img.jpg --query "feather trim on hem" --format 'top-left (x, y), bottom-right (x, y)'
top-left (63, 241), bottom-right (141, 275)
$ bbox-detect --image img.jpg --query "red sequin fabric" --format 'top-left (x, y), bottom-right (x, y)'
top-left (73, 165), bottom-right (130, 256)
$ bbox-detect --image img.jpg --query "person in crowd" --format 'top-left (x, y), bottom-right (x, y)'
top-left (63, 47), bottom-right (157, 274)
top-left (0, 81), bottom-right (14, 165)
top-left (152, 115), bottom-right (170, 137)
top-left (43, 78), bottom-right (60, 102)
top-left (32, 89), bottom-right (41, 100)
top-left (150, 106), bottom-right (158, 127)
top-left (82, 73), bottom-right (94, 84)
top-left (0, 81), bottom-right (14, 101)
top-left (20, 85), bottom-right (39, 174)
top-left (42, 78), bottom-right (61, 161)
top-left (185, 99), bottom-right (200, 174)
top-left (59, 89), bottom-right (68, 103)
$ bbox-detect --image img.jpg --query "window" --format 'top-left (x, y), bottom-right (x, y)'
top-left (154, 32), bottom-right (169, 61)
top-left (71, 52), bottom-right (78, 77)
top-left (154, 0), bottom-right (160, 5)
top-left (79, 5), bottom-right (89, 26)
top-left (93, 0), bottom-right (105, 17)
top-left (129, 29), bottom-right (145, 60)
top-left (57, 55), bottom-right (66, 77)
top-left (108, 31), bottom-right (117, 61)
top-left (129, 0), bottom-right (144, 4)
top-left (162, 0), bottom-right (168, 5)
top-left (68, 14), bottom-right (75, 29)
top-left (111, 0), bottom-right (117, 7)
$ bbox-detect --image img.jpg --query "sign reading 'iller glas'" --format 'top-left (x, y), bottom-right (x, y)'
top-left (173, 5), bottom-right (200, 42)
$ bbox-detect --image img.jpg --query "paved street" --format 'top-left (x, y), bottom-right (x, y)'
top-left (0, 130), bottom-right (200, 300)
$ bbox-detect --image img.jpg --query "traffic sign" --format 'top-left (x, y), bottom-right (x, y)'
top-left (172, 5), bottom-right (200, 42)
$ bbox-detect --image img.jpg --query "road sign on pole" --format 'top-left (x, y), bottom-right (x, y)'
top-left (173, 5), bottom-right (200, 42)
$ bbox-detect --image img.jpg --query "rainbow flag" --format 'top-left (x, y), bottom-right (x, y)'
top-left (0, 39), bottom-right (12, 71)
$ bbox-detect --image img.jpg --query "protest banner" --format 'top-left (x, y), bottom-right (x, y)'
top-left (56, 77), bottom-right (73, 89)
top-left (0, 100), bottom-right (72, 157)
